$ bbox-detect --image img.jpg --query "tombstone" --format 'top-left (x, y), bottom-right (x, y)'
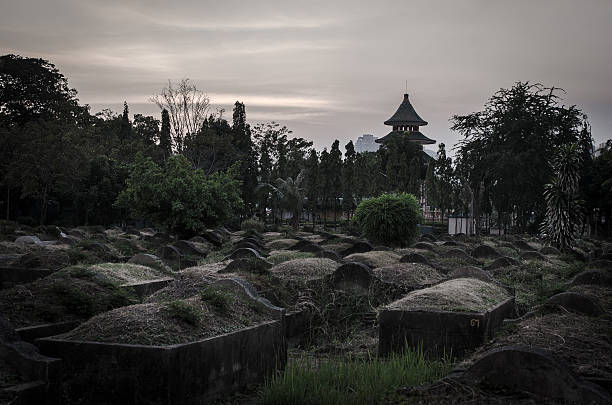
top-left (316, 250), bottom-right (344, 263)
top-left (540, 246), bottom-right (561, 256)
top-left (219, 257), bottom-right (274, 274)
top-left (173, 240), bottom-right (209, 257)
top-left (188, 236), bottom-right (211, 245)
top-left (412, 242), bottom-right (436, 252)
top-left (202, 230), bottom-right (224, 247)
top-left (449, 266), bottom-right (493, 283)
top-left (339, 241), bottom-right (374, 257)
top-left (399, 253), bottom-right (431, 266)
top-left (128, 253), bottom-right (173, 273)
top-left (156, 245), bottom-right (183, 261)
top-left (420, 233), bottom-right (437, 243)
top-left (442, 241), bottom-right (460, 247)
top-left (224, 247), bottom-right (262, 261)
top-left (233, 241), bottom-right (267, 255)
top-left (471, 245), bottom-right (501, 259)
top-left (462, 346), bottom-right (610, 404)
top-left (241, 237), bottom-right (267, 250)
top-left (291, 240), bottom-right (323, 253)
top-left (512, 240), bottom-right (534, 251)
top-left (330, 262), bottom-right (375, 293)
top-left (519, 251), bottom-right (548, 262)
top-left (544, 292), bottom-right (604, 316)
top-left (483, 256), bottom-right (519, 271)
top-left (16, 250), bottom-right (71, 271)
top-left (445, 248), bottom-right (481, 264)
top-left (14, 236), bottom-right (43, 247)
top-left (570, 269), bottom-right (612, 287)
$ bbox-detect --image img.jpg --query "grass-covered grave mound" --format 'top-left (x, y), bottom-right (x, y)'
top-left (373, 263), bottom-right (445, 291)
top-left (269, 258), bottom-right (339, 283)
top-left (58, 282), bottom-right (279, 345)
top-left (344, 251), bottom-right (401, 268)
top-left (386, 278), bottom-right (510, 313)
top-left (0, 265), bottom-right (138, 327)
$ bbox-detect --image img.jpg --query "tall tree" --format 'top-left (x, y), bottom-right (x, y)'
top-left (151, 79), bottom-right (209, 153)
top-left (119, 101), bottom-right (131, 140)
top-left (328, 140), bottom-right (343, 227)
top-left (133, 114), bottom-right (159, 145)
top-left (452, 82), bottom-right (590, 233)
top-left (342, 140), bottom-right (357, 219)
top-left (304, 149), bottom-right (319, 228)
top-left (159, 109), bottom-right (173, 160)
top-left (232, 101), bottom-right (258, 216)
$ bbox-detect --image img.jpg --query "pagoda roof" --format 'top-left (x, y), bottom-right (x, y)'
top-left (375, 130), bottom-right (436, 145)
top-left (384, 94), bottom-right (428, 126)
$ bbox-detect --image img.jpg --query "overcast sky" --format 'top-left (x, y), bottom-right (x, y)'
top-left (1, 0), bottom-right (611, 154)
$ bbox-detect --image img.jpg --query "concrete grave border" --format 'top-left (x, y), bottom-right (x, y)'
top-left (379, 296), bottom-right (516, 357)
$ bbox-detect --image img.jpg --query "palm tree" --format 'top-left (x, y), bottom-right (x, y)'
top-left (258, 170), bottom-right (306, 230)
top-left (541, 143), bottom-right (584, 251)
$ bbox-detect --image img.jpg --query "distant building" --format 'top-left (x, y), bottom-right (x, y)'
top-left (355, 134), bottom-right (380, 153)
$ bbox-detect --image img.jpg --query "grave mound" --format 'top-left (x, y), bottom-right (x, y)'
top-left (387, 278), bottom-right (510, 313)
top-left (16, 250), bottom-right (70, 271)
top-left (444, 248), bottom-right (480, 264)
top-left (59, 281), bottom-right (279, 345)
top-left (373, 263), bottom-right (445, 291)
top-left (173, 240), bottom-right (209, 257)
top-left (399, 253), bottom-right (431, 266)
top-left (339, 241), bottom-right (374, 257)
top-left (519, 250), bottom-right (548, 262)
top-left (315, 250), bottom-right (344, 263)
top-left (462, 345), bottom-right (610, 404)
top-left (225, 247), bottom-right (263, 260)
top-left (412, 242), bottom-right (436, 252)
top-left (343, 250), bottom-right (401, 268)
top-left (449, 266), bottom-right (493, 282)
top-left (219, 257), bottom-right (273, 274)
top-left (269, 258), bottom-right (339, 283)
top-left (540, 246), bottom-right (562, 256)
top-left (266, 238), bottom-right (299, 250)
top-left (484, 256), bottom-right (519, 271)
top-left (471, 245), bottom-right (501, 259)
top-left (544, 292), bottom-right (604, 316)
top-left (0, 266), bottom-right (138, 328)
top-left (571, 269), bottom-right (612, 287)
top-left (128, 253), bottom-right (172, 273)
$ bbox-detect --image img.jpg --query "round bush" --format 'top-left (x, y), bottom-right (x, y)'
top-left (352, 193), bottom-right (422, 246)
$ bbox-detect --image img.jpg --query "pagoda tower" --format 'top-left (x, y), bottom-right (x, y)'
top-left (375, 93), bottom-right (435, 146)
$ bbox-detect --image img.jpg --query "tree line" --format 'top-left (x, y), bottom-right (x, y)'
top-left (1, 54), bottom-right (611, 239)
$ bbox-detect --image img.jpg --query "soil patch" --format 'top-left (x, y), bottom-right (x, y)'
top-left (270, 258), bottom-right (339, 282)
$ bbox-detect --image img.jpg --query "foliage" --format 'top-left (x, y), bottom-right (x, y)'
top-left (541, 143), bottom-right (585, 251)
top-left (165, 300), bottom-right (201, 325)
top-left (241, 217), bottom-right (266, 233)
top-left (352, 193), bottom-right (422, 246)
top-left (115, 154), bottom-right (242, 236)
top-left (259, 171), bottom-right (307, 230)
top-left (259, 347), bottom-right (450, 405)
top-left (452, 82), bottom-right (591, 233)
top-left (200, 287), bottom-right (232, 312)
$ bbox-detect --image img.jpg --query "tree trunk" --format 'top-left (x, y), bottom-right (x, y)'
top-left (6, 186), bottom-right (9, 221)
top-left (39, 185), bottom-right (48, 225)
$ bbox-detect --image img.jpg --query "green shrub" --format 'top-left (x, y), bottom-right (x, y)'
top-left (259, 346), bottom-right (450, 405)
top-left (165, 300), bottom-right (201, 325)
top-left (241, 217), bottom-right (266, 233)
top-left (200, 287), bottom-right (232, 312)
top-left (352, 193), bottom-right (422, 246)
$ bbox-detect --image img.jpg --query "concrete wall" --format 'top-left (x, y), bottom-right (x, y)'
top-left (37, 319), bottom-right (286, 405)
